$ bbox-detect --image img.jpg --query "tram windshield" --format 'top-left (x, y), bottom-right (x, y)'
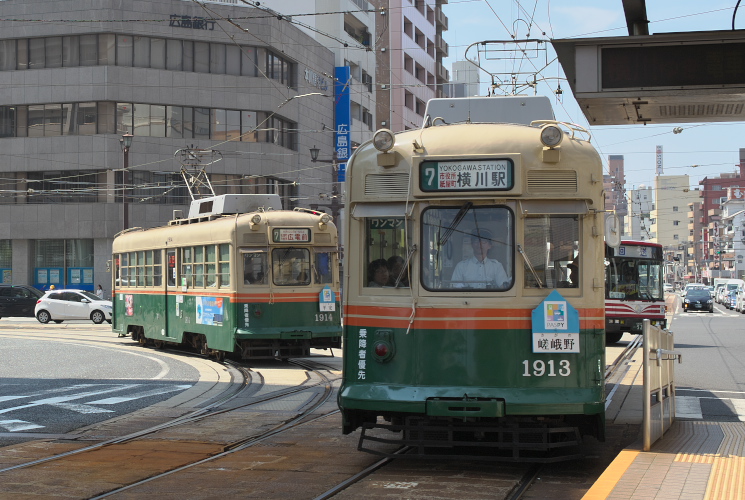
top-left (606, 257), bottom-right (663, 300)
top-left (272, 248), bottom-right (311, 286)
top-left (523, 215), bottom-right (580, 289)
top-left (421, 205), bottom-right (513, 291)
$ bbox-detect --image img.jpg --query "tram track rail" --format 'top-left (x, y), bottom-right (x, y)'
top-left (0, 358), bottom-right (340, 496)
top-left (310, 342), bottom-right (644, 500)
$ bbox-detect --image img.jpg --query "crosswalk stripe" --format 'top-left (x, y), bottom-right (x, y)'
top-left (676, 396), bottom-right (703, 419)
top-left (51, 403), bottom-right (113, 414)
top-left (0, 419), bottom-right (44, 432)
top-left (89, 384), bottom-right (192, 405)
top-left (731, 399), bottom-right (745, 422)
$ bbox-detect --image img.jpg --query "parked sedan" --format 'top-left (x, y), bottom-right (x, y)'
top-left (35, 289), bottom-right (113, 324)
top-left (683, 289), bottom-right (714, 313)
top-left (0, 285), bottom-right (44, 319)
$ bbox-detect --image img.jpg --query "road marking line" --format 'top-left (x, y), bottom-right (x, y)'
top-left (0, 419), bottom-right (45, 432)
top-left (731, 399), bottom-right (745, 422)
top-left (90, 384), bottom-right (192, 405)
top-left (676, 396), bottom-right (703, 419)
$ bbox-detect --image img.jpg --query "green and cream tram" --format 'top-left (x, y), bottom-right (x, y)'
top-left (112, 194), bottom-right (341, 361)
top-left (338, 96), bottom-right (609, 460)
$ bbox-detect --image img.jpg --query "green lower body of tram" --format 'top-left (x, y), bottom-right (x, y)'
top-left (339, 324), bottom-right (605, 460)
top-left (113, 293), bottom-right (341, 360)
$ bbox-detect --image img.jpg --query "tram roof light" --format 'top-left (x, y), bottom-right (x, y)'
top-left (373, 129), bottom-right (395, 152)
top-left (539, 125), bottom-right (563, 148)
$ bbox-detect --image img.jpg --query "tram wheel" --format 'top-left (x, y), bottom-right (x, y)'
top-left (213, 351), bottom-right (225, 362)
top-left (153, 340), bottom-right (165, 349)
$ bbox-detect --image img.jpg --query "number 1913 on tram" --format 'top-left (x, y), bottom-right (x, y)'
top-left (338, 96), bottom-right (610, 460)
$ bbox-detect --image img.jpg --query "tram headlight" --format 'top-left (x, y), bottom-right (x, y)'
top-left (373, 129), bottom-right (395, 152)
top-left (320, 214), bottom-right (332, 224)
top-left (539, 125), bottom-right (563, 148)
top-left (250, 214), bottom-right (262, 224)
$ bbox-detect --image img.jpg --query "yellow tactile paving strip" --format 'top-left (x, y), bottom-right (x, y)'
top-left (584, 421), bottom-right (745, 499)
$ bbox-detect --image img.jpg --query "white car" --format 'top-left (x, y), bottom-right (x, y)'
top-left (35, 289), bottom-right (113, 324)
top-left (664, 284), bottom-right (674, 293)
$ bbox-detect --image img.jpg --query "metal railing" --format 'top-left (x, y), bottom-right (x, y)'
top-left (642, 319), bottom-right (682, 451)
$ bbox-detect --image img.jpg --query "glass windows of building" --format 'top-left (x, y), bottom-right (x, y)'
top-left (116, 34), bottom-right (133, 66)
top-left (0, 40), bottom-right (17, 71)
top-left (26, 171), bottom-right (100, 203)
top-left (0, 240), bottom-right (10, 284)
top-left (32, 239), bottom-right (94, 290)
top-left (0, 33), bottom-right (296, 88)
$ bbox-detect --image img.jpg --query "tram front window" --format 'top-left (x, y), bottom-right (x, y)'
top-left (363, 217), bottom-right (411, 288)
top-left (272, 248), bottom-right (311, 286)
top-left (523, 215), bottom-right (579, 289)
top-left (242, 251), bottom-right (267, 285)
top-left (421, 205), bottom-right (513, 291)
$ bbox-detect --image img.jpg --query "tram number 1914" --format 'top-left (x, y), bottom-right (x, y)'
top-left (522, 359), bottom-right (571, 377)
top-left (315, 313), bottom-right (334, 322)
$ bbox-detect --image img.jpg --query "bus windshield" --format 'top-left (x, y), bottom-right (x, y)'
top-left (606, 257), bottom-right (663, 300)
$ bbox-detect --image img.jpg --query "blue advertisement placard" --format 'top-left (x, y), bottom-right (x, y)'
top-left (334, 66), bottom-right (351, 162)
top-left (531, 290), bottom-right (580, 353)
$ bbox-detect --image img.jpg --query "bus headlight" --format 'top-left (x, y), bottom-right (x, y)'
top-left (373, 129), bottom-right (395, 152)
top-left (540, 125), bottom-right (563, 147)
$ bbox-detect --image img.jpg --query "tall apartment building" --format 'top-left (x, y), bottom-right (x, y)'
top-left (373, 0), bottom-right (449, 131)
top-left (651, 175), bottom-right (700, 264)
top-left (0, 0), bottom-right (336, 289)
top-left (687, 199), bottom-right (704, 280)
top-left (271, 0), bottom-right (378, 151)
top-left (625, 186), bottom-right (654, 241)
top-left (604, 155), bottom-right (627, 232)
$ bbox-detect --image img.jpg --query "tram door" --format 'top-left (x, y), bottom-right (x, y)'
top-left (165, 249), bottom-right (176, 338)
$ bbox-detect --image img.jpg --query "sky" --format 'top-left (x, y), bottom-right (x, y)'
top-left (441, 0), bottom-right (744, 191)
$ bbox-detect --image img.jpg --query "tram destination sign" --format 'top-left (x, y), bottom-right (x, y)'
top-left (273, 228), bottom-right (310, 243)
top-left (420, 159), bottom-right (514, 192)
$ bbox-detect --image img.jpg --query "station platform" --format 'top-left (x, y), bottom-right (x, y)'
top-left (584, 294), bottom-right (745, 500)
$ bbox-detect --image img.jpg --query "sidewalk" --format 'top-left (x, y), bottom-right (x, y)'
top-left (583, 293), bottom-right (745, 500)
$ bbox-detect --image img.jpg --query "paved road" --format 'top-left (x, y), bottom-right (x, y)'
top-left (0, 318), bottom-right (202, 446)
top-left (667, 296), bottom-right (745, 422)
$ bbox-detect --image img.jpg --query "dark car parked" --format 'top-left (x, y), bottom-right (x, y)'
top-left (683, 289), bottom-right (714, 313)
top-left (0, 285), bottom-right (45, 319)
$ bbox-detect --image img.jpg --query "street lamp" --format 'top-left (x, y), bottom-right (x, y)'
top-left (120, 133), bottom-right (133, 230)
top-left (309, 145), bottom-right (341, 220)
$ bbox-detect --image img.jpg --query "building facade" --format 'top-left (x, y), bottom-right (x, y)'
top-left (373, 0), bottom-right (449, 131)
top-left (625, 186), bottom-right (654, 241)
top-left (604, 154), bottom-right (627, 233)
top-left (0, 0), bottom-right (335, 291)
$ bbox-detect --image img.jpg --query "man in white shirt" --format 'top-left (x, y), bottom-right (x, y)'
top-left (451, 229), bottom-right (510, 289)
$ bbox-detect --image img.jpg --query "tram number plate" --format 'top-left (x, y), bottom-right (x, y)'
top-left (522, 360), bottom-right (571, 377)
top-left (315, 313), bottom-right (334, 322)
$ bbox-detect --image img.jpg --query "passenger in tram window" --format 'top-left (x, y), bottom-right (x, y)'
top-left (567, 257), bottom-right (579, 287)
top-left (367, 259), bottom-right (389, 287)
top-left (386, 255), bottom-right (409, 287)
top-left (451, 229), bottom-right (509, 289)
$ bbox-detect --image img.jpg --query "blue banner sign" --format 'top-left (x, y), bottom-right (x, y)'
top-left (334, 66), bottom-right (351, 162)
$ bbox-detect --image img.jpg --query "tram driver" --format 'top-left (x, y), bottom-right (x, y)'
top-left (451, 229), bottom-right (510, 289)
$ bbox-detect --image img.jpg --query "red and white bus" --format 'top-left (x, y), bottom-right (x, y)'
top-left (605, 240), bottom-right (666, 343)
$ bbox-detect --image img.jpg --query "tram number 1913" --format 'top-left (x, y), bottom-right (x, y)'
top-left (522, 359), bottom-right (571, 377)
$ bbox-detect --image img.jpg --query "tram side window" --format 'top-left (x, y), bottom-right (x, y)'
top-left (314, 251), bottom-right (334, 284)
top-left (523, 215), bottom-right (579, 289)
top-left (117, 250), bottom-right (161, 287)
top-left (181, 247), bottom-right (193, 287)
top-left (421, 206), bottom-right (513, 291)
top-left (364, 217), bottom-right (411, 288)
top-left (180, 244), bottom-right (230, 288)
top-left (243, 251), bottom-right (267, 285)
top-left (272, 248), bottom-right (311, 286)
